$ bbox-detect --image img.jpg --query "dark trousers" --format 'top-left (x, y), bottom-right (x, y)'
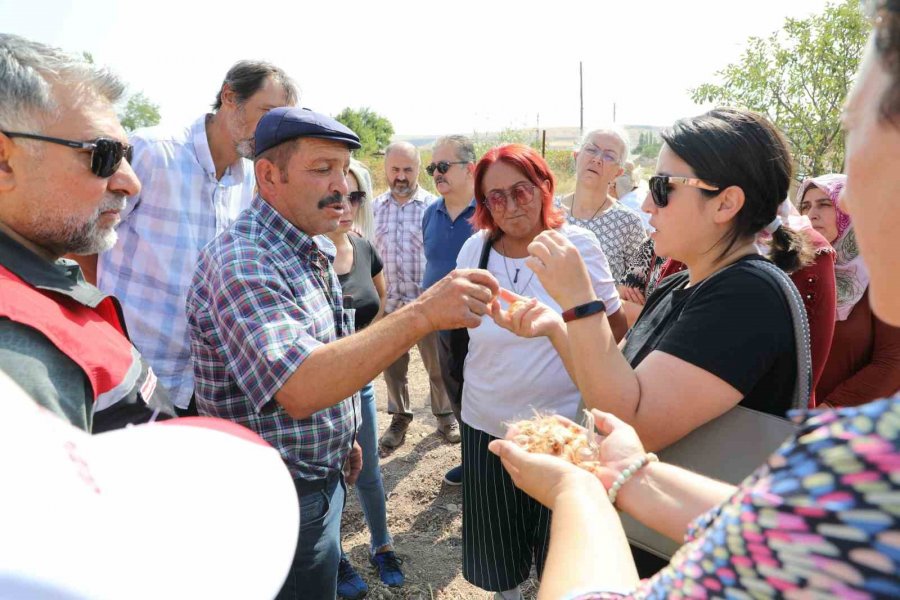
top-left (276, 474), bottom-right (345, 599)
top-left (437, 330), bottom-right (462, 423)
top-left (461, 421), bottom-right (551, 591)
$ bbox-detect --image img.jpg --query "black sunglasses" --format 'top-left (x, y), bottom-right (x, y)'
top-left (2, 131), bottom-right (133, 178)
top-left (648, 175), bottom-right (720, 208)
top-left (347, 191), bottom-right (366, 205)
top-left (425, 160), bottom-right (469, 176)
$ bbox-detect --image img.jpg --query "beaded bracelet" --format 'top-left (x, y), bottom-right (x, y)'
top-left (607, 452), bottom-right (658, 506)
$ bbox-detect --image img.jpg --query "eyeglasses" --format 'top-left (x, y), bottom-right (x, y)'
top-left (580, 143), bottom-right (620, 165)
top-left (483, 182), bottom-right (538, 213)
top-left (347, 191), bottom-right (366, 206)
top-left (2, 131), bottom-right (133, 178)
top-left (648, 175), bottom-right (720, 208)
top-left (425, 160), bottom-right (469, 176)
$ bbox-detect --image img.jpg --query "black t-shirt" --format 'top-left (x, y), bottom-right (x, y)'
top-left (337, 234), bottom-right (383, 331)
top-left (622, 254), bottom-right (796, 417)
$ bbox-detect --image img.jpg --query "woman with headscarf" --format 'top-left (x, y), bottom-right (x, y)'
top-left (798, 173), bottom-right (900, 406)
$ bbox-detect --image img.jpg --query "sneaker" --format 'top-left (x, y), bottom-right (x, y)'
top-left (369, 550), bottom-right (405, 587)
top-left (437, 419), bottom-right (461, 444)
top-left (443, 464), bottom-right (463, 486)
top-left (379, 415), bottom-right (411, 449)
top-left (337, 555), bottom-right (368, 599)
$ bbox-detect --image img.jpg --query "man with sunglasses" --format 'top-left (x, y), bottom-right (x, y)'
top-left (374, 142), bottom-right (459, 449)
top-left (0, 34), bottom-right (174, 431)
top-left (421, 135), bottom-right (478, 482)
top-left (94, 61), bottom-right (297, 418)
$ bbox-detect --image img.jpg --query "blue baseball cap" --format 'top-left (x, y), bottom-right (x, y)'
top-left (254, 107), bottom-right (361, 156)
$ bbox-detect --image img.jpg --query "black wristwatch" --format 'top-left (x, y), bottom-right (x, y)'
top-left (561, 300), bottom-right (606, 323)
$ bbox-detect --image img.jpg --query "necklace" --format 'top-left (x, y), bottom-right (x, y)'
top-left (571, 193), bottom-right (610, 222)
top-left (500, 237), bottom-right (537, 296)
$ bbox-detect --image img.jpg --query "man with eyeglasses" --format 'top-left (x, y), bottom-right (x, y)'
top-left (0, 34), bottom-right (174, 431)
top-left (421, 135), bottom-right (478, 483)
top-left (93, 61), bottom-right (297, 418)
top-left (374, 142), bottom-right (459, 449)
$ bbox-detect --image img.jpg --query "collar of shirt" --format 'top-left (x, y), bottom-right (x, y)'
top-left (0, 229), bottom-right (106, 307)
top-left (376, 185), bottom-right (432, 207)
top-left (436, 196), bottom-right (477, 217)
top-left (192, 114), bottom-right (249, 186)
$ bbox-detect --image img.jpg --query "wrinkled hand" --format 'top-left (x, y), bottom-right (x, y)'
top-left (344, 441), bottom-right (363, 486)
top-left (416, 269), bottom-right (500, 331)
top-left (491, 288), bottom-right (564, 339)
top-left (617, 284), bottom-right (646, 306)
top-left (526, 230), bottom-right (595, 309)
top-left (488, 438), bottom-right (602, 510)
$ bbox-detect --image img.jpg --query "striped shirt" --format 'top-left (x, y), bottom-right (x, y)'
top-left (373, 186), bottom-right (436, 313)
top-left (186, 195), bottom-right (359, 481)
top-left (97, 114), bottom-right (255, 409)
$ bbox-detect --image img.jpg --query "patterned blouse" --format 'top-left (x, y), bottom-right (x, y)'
top-left (561, 196), bottom-right (647, 283)
top-left (570, 396), bottom-right (900, 599)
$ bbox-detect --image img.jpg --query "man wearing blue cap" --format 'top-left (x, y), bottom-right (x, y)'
top-left (186, 107), bottom-right (499, 599)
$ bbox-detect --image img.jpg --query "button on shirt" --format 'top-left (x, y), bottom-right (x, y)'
top-left (186, 196), bottom-right (359, 482)
top-left (421, 197), bottom-right (477, 290)
top-left (373, 187), bottom-right (436, 313)
top-left (97, 114), bottom-right (255, 409)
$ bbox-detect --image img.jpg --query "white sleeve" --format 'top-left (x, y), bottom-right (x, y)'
top-left (565, 225), bottom-right (622, 314)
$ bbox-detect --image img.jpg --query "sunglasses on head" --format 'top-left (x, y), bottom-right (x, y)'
top-left (648, 175), bottom-right (720, 208)
top-left (425, 160), bottom-right (469, 176)
top-left (2, 131), bottom-right (133, 178)
top-left (483, 182), bottom-right (538, 213)
top-left (347, 191), bottom-right (366, 205)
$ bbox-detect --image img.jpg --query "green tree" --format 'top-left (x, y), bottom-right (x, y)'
top-left (690, 0), bottom-right (868, 180)
top-left (119, 92), bottom-right (161, 131)
top-left (335, 107), bottom-right (394, 156)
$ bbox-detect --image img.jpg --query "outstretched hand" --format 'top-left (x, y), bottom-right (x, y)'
top-left (416, 268), bottom-right (500, 330)
top-left (491, 288), bottom-right (564, 339)
top-left (526, 230), bottom-right (596, 309)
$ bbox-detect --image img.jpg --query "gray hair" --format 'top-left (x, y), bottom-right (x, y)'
top-left (212, 60), bottom-right (298, 111)
top-left (384, 141), bottom-right (420, 164)
top-left (578, 125), bottom-right (631, 165)
top-left (434, 134), bottom-right (476, 164)
top-left (615, 161), bottom-right (639, 198)
top-left (0, 34), bottom-right (126, 133)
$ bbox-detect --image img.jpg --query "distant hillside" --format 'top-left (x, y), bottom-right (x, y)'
top-left (394, 125), bottom-right (666, 152)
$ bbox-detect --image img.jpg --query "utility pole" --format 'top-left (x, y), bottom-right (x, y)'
top-left (613, 102), bottom-right (617, 123)
top-left (579, 61), bottom-right (584, 140)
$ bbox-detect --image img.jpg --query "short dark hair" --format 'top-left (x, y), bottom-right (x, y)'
top-left (661, 108), bottom-right (810, 272)
top-left (212, 60), bottom-right (298, 110)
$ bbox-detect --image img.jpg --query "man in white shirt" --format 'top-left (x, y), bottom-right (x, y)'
top-left (373, 142), bottom-right (458, 449)
top-left (96, 61), bottom-right (297, 415)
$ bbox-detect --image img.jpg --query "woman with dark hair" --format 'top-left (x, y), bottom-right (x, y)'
top-left (798, 173), bottom-right (900, 407)
top-left (456, 144), bottom-right (625, 599)
top-left (487, 2), bottom-right (900, 597)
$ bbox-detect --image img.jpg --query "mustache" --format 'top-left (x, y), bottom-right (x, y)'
top-left (98, 194), bottom-right (127, 213)
top-left (317, 192), bottom-right (344, 209)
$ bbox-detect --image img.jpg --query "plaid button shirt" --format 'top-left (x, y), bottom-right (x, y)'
top-left (186, 196), bottom-right (359, 481)
top-left (373, 186), bottom-right (436, 313)
top-left (98, 114), bottom-right (255, 409)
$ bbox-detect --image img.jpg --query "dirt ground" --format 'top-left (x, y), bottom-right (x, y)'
top-left (339, 347), bottom-right (539, 600)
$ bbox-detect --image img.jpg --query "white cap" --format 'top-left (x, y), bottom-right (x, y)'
top-left (0, 370), bottom-right (298, 599)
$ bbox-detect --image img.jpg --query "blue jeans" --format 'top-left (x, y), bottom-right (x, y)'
top-left (350, 382), bottom-right (392, 553)
top-left (277, 473), bottom-right (345, 599)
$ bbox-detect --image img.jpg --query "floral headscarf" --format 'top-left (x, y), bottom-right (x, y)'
top-left (796, 174), bottom-right (869, 321)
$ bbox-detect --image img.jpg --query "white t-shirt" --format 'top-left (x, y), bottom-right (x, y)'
top-left (458, 223), bottom-right (622, 438)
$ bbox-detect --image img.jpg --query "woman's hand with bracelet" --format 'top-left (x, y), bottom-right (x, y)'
top-left (526, 230), bottom-right (597, 309)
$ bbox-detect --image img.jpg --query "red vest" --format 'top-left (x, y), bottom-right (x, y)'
top-left (0, 264), bottom-right (170, 430)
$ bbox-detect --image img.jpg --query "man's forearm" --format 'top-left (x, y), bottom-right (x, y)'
top-left (275, 302), bottom-right (433, 418)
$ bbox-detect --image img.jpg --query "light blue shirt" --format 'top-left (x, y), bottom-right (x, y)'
top-left (98, 114), bottom-right (255, 409)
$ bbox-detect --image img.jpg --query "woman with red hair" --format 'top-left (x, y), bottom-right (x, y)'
top-left (455, 144), bottom-right (626, 599)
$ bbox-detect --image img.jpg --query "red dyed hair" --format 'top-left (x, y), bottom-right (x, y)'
top-left (471, 144), bottom-right (565, 237)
